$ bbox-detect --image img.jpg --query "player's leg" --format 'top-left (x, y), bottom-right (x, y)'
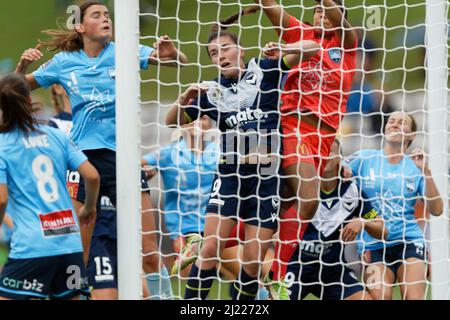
top-left (396, 242), bottom-right (427, 300)
top-left (184, 212), bottom-right (236, 299)
top-left (231, 223), bottom-right (274, 300)
top-left (142, 190), bottom-right (173, 300)
top-left (363, 262), bottom-right (395, 300)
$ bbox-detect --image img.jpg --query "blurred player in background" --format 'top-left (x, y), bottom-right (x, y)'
top-left (142, 116), bottom-right (219, 277)
top-left (0, 73), bottom-right (100, 300)
top-left (167, 8), bottom-right (319, 299)
top-left (285, 139), bottom-right (386, 300)
top-left (16, 1), bottom-right (188, 299)
top-left (346, 112), bottom-right (443, 300)
top-left (253, 0), bottom-right (358, 298)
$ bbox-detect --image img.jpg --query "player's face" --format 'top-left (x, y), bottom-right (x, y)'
top-left (79, 5), bottom-right (113, 42)
top-left (313, 6), bottom-right (334, 34)
top-left (208, 35), bottom-right (245, 78)
top-left (384, 112), bottom-right (415, 146)
top-left (324, 141), bottom-right (341, 176)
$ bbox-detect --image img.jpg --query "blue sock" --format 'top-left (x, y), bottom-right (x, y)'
top-left (256, 286), bottom-right (269, 300)
top-left (146, 266), bottom-right (173, 300)
top-left (184, 263), bottom-right (216, 300)
top-left (231, 268), bottom-right (258, 300)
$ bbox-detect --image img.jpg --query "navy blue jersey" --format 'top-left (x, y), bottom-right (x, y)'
top-left (185, 58), bottom-right (289, 159)
top-left (298, 180), bottom-right (378, 265)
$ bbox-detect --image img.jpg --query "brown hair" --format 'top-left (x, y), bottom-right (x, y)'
top-left (39, 1), bottom-right (107, 52)
top-left (207, 5), bottom-right (260, 56)
top-left (0, 73), bottom-right (35, 134)
top-left (315, 0), bottom-right (348, 19)
top-left (406, 113), bottom-right (417, 148)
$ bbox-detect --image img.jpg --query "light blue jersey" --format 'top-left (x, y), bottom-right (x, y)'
top-left (33, 42), bottom-right (154, 151)
top-left (0, 125), bottom-right (88, 259)
top-left (143, 139), bottom-right (219, 240)
top-left (346, 149), bottom-right (425, 252)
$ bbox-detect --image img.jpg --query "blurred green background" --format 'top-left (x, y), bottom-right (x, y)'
top-left (0, 0), bottom-right (440, 106)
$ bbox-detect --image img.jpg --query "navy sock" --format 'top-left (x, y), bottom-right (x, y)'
top-left (231, 268), bottom-right (259, 300)
top-left (184, 264), bottom-right (216, 300)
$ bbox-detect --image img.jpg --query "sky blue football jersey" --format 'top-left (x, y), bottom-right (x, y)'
top-left (33, 42), bottom-right (154, 151)
top-left (0, 125), bottom-right (88, 259)
top-left (346, 149), bottom-right (425, 252)
top-left (143, 139), bottom-right (219, 239)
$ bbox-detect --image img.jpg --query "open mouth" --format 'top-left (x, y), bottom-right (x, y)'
top-left (221, 62), bottom-right (231, 69)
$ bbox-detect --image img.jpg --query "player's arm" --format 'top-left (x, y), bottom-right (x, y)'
top-left (76, 161), bottom-right (100, 225)
top-left (263, 40), bottom-right (320, 67)
top-left (2, 214), bottom-right (13, 229)
top-left (15, 45), bottom-right (43, 90)
top-left (149, 35), bottom-right (188, 67)
top-left (166, 84), bottom-right (208, 126)
top-left (253, 0), bottom-right (292, 34)
top-left (411, 148), bottom-right (443, 216)
top-left (317, 0), bottom-right (357, 49)
top-left (0, 185), bottom-right (8, 226)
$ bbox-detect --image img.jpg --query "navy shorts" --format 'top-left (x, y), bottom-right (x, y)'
top-left (87, 235), bottom-right (118, 290)
top-left (74, 149), bottom-right (149, 207)
top-left (364, 241), bottom-right (427, 275)
top-left (286, 262), bottom-right (364, 300)
top-left (0, 253), bottom-right (88, 300)
top-left (205, 164), bottom-right (282, 230)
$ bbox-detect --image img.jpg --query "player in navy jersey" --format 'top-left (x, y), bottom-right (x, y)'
top-left (166, 9), bottom-right (320, 300)
top-left (346, 112), bottom-right (443, 300)
top-left (16, 1), bottom-right (187, 300)
top-left (0, 73), bottom-right (100, 300)
top-left (284, 140), bottom-right (386, 300)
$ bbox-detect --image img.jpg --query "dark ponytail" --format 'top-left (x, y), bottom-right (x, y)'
top-left (207, 5), bottom-right (260, 55)
top-left (39, 1), bottom-right (106, 52)
top-left (0, 73), bottom-right (35, 134)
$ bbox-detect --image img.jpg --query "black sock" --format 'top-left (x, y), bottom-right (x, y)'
top-left (231, 268), bottom-right (259, 300)
top-left (184, 264), bottom-right (216, 300)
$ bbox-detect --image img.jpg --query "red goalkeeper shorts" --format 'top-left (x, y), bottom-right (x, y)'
top-left (281, 115), bottom-right (336, 176)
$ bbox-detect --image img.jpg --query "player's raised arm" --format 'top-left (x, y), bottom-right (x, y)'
top-left (15, 45), bottom-right (43, 90)
top-left (166, 84), bottom-right (208, 126)
top-left (253, 0), bottom-right (292, 33)
top-left (411, 148), bottom-right (443, 217)
top-left (316, 0), bottom-right (357, 49)
top-left (263, 40), bottom-right (320, 67)
top-left (149, 35), bottom-right (188, 67)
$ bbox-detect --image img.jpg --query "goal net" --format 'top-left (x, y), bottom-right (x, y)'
top-left (115, 0), bottom-right (449, 300)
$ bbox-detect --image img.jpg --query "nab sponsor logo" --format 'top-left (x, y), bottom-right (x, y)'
top-left (299, 241), bottom-right (333, 256)
top-left (224, 108), bottom-right (268, 128)
top-left (2, 277), bottom-right (44, 293)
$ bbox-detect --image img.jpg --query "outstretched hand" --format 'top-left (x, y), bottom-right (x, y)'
top-left (153, 35), bottom-right (177, 60)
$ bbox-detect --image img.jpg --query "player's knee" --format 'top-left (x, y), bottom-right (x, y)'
top-left (404, 288), bottom-right (425, 300)
top-left (199, 240), bottom-right (219, 260)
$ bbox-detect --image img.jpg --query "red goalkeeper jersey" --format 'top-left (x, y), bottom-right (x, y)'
top-left (280, 16), bottom-right (357, 130)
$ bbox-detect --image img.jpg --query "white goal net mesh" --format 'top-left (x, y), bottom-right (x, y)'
top-left (130, 0), bottom-right (450, 300)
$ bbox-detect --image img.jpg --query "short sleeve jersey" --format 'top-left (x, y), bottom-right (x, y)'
top-left (33, 42), bottom-right (154, 151)
top-left (346, 149), bottom-right (425, 252)
top-left (299, 180), bottom-right (378, 264)
top-left (280, 16), bottom-right (357, 130)
top-left (143, 139), bottom-right (219, 238)
top-left (0, 125), bottom-right (87, 259)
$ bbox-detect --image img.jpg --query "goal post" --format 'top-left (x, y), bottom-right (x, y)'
top-left (425, 0), bottom-right (449, 300)
top-left (115, 0), bottom-right (142, 300)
